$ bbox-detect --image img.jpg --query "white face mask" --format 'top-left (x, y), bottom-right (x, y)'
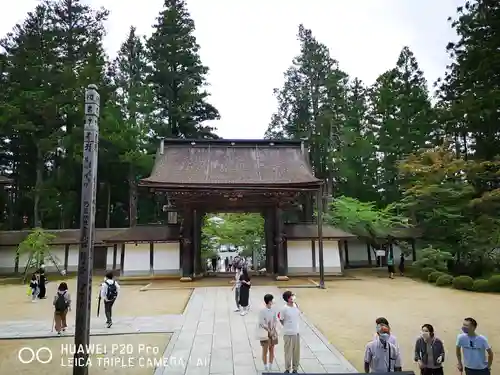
top-left (421, 331), bottom-right (430, 340)
top-left (291, 295), bottom-right (296, 302)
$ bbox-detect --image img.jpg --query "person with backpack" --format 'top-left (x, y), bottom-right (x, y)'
top-left (53, 282), bottom-right (71, 335)
top-left (100, 271), bottom-right (120, 328)
top-left (29, 272), bottom-right (40, 302)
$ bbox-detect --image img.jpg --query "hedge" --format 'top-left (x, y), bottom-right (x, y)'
top-left (420, 267), bottom-right (437, 281)
top-left (428, 271), bottom-right (445, 283)
top-left (435, 274), bottom-right (453, 286)
top-left (472, 279), bottom-right (489, 292)
top-left (452, 275), bottom-right (474, 291)
top-left (487, 275), bottom-right (500, 293)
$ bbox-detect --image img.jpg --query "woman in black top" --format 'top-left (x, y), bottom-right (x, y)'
top-left (238, 268), bottom-right (251, 316)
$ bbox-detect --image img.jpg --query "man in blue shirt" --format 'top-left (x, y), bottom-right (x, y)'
top-left (456, 317), bottom-right (493, 375)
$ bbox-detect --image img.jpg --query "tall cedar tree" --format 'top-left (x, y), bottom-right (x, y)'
top-left (438, 1), bottom-right (500, 161)
top-left (265, 25), bottom-right (348, 198)
top-left (368, 46), bottom-right (434, 204)
top-left (108, 26), bottom-right (154, 226)
top-left (147, 0), bottom-right (219, 139)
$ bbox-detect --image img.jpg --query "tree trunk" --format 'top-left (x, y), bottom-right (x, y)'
top-left (128, 168), bottom-right (137, 227)
top-left (34, 146), bottom-right (43, 227)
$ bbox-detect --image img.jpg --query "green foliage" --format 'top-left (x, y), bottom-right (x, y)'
top-left (323, 196), bottom-right (410, 244)
top-left (202, 213), bottom-right (265, 264)
top-left (412, 247), bottom-right (452, 273)
top-left (435, 274), bottom-right (453, 287)
top-left (452, 275), bottom-right (474, 291)
top-left (428, 271), bottom-right (445, 283)
top-left (17, 228), bottom-right (55, 268)
top-left (419, 267), bottom-right (437, 281)
top-left (472, 279), bottom-right (489, 293)
top-left (487, 275), bottom-right (500, 293)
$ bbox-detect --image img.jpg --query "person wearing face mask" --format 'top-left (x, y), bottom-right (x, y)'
top-left (456, 317), bottom-right (493, 375)
top-left (364, 323), bottom-right (402, 373)
top-left (414, 324), bottom-right (445, 375)
top-left (373, 317), bottom-right (399, 349)
top-left (279, 290), bottom-right (301, 373)
top-left (257, 294), bottom-right (279, 371)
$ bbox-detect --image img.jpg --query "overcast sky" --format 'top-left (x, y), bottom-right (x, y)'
top-left (1, 0), bottom-right (463, 139)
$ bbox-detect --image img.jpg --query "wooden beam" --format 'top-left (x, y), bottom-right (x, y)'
top-left (149, 242), bottom-right (154, 275)
top-left (120, 244), bottom-right (125, 276)
top-left (112, 244), bottom-right (117, 270)
top-left (344, 240), bottom-right (350, 268)
top-left (367, 242), bottom-right (372, 266)
top-left (411, 238), bottom-right (417, 261)
top-left (64, 244), bottom-right (70, 272)
top-left (311, 240), bottom-right (316, 271)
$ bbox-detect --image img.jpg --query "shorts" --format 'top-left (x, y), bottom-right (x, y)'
top-left (388, 265), bottom-right (395, 273)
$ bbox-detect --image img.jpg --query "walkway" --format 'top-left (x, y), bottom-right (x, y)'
top-left (155, 286), bottom-right (356, 374)
top-left (0, 286), bottom-right (357, 374)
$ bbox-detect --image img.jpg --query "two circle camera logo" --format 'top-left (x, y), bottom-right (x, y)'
top-left (18, 347), bottom-right (53, 364)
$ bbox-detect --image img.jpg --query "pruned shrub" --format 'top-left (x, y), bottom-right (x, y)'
top-left (435, 274), bottom-right (453, 286)
top-left (472, 279), bottom-right (489, 293)
top-left (487, 275), bottom-right (500, 293)
top-left (413, 246), bottom-right (452, 273)
top-left (419, 267), bottom-right (437, 281)
top-left (452, 275), bottom-right (474, 291)
top-left (428, 271), bottom-right (445, 283)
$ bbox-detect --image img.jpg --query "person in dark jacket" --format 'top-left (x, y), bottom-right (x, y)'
top-left (38, 265), bottom-right (47, 299)
top-left (414, 324), bottom-right (445, 375)
top-left (399, 253), bottom-right (405, 276)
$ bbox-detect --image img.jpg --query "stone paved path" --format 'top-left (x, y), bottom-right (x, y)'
top-left (155, 286), bottom-right (356, 375)
top-left (0, 286), bottom-right (357, 374)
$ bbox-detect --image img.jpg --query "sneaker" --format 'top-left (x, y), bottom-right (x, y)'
top-left (284, 371), bottom-right (290, 373)
top-left (264, 364), bottom-right (268, 371)
top-left (234, 308), bottom-right (240, 312)
top-left (57, 331), bottom-right (61, 335)
top-left (106, 322), bottom-right (112, 328)
top-left (292, 370), bottom-right (298, 373)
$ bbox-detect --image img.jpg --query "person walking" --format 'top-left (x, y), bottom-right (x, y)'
top-left (53, 282), bottom-right (71, 335)
top-left (238, 267), bottom-right (251, 316)
top-left (399, 253), bottom-right (405, 276)
top-left (414, 324), bottom-right (445, 375)
top-left (100, 271), bottom-right (120, 328)
top-left (38, 265), bottom-right (47, 299)
top-left (257, 293), bottom-right (279, 371)
top-left (456, 317), bottom-right (493, 375)
top-left (364, 323), bottom-right (402, 373)
top-left (29, 272), bottom-right (40, 302)
top-left (387, 253), bottom-right (395, 279)
top-left (279, 291), bottom-right (301, 373)
top-left (231, 266), bottom-right (242, 312)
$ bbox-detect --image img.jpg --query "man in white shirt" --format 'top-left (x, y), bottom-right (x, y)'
top-left (279, 290), bottom-right (301, 373)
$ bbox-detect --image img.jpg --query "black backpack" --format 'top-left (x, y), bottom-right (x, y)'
top-left (106, 281), bottom-right (118, 301)
top-left (55, 292), bottom-right (68, 312)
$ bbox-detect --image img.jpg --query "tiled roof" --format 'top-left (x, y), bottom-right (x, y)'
top-left (140, 139), bottom-right (321, 188)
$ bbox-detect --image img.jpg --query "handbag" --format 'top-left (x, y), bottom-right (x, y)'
top-left (256, 325), bottom-right (269, 341)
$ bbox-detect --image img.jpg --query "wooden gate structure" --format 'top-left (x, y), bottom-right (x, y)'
top-left (138, 138), bottom-right (325, 282)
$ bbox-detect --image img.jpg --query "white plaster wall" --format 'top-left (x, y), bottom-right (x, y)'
top-left (287, 239), bottom-right (341, 274)
top-left (153, 242), bottom-right (180, 275)
top-left (122, 243), bottom-right (150, 276)
top-left (316, 240), bottom-right (341, 269)
top-left (287, 240), bottom-right (312, 269)
top-left (0, 247), bottom-right (17, 272)
top-left (345, 239), bottom-right (415, 267)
